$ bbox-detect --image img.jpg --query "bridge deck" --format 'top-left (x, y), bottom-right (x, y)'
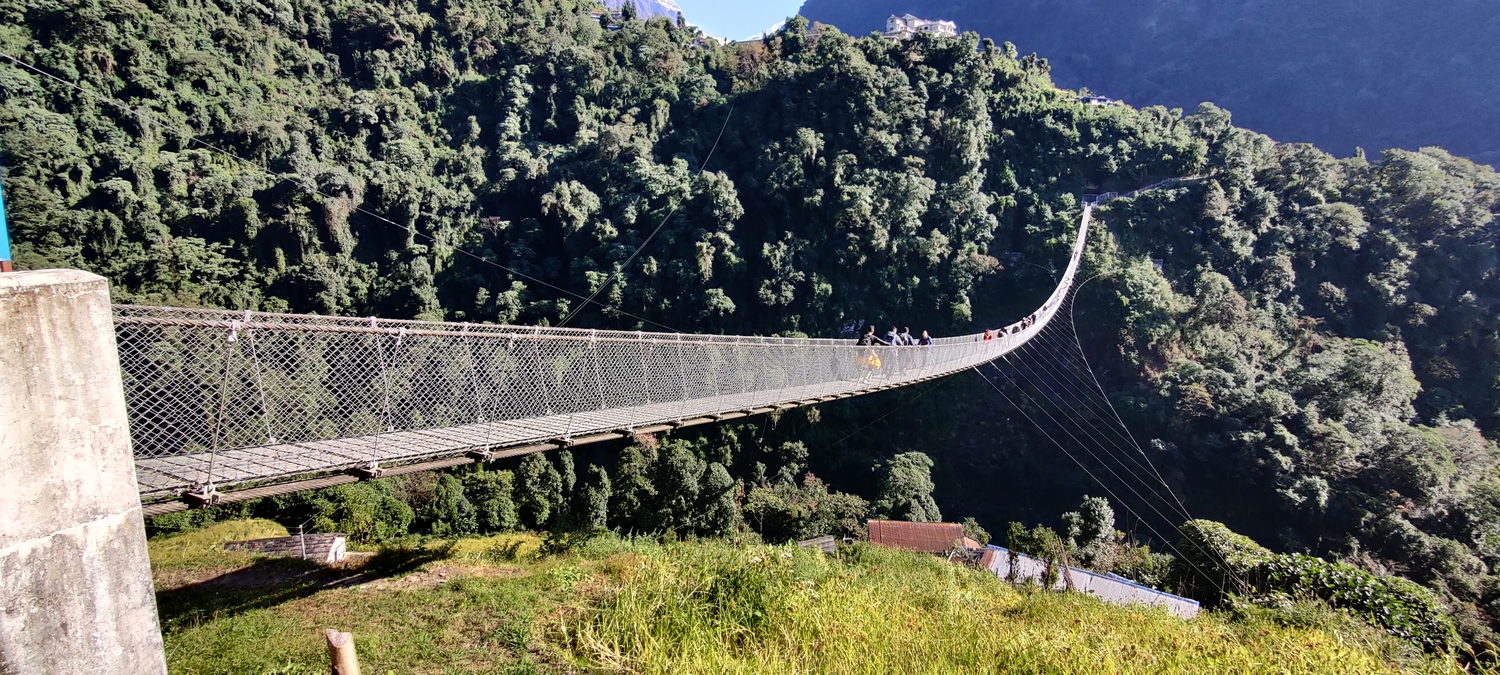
top-left (122, 207), bottom-right (1092, 504)
top-left (134, 353), bottom-right (976, 495)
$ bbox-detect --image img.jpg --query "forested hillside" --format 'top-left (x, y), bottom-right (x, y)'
top-left (796, 0), bottom-right (1500, 165)
top-left (4, 0), bottom-right (1500, 656)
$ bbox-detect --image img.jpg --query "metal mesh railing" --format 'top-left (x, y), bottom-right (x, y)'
top-left (118, 207), bottom-right (1092, 499)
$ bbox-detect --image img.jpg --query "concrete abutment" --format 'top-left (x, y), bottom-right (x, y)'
top-left (0, 270), bottom-right (166, 674)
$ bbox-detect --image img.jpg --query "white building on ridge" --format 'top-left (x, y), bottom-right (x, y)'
top-left (884, 14), bottom-right (958, 40)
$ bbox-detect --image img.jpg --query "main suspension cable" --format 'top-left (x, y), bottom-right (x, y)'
top-left (971, 364), bottom-right (1234, 599)
top-left (990, 282), bottom-right (1250, 592)
top-left (997, 301), bottom-right (1193, 522)
top-left (1005, 324), bottom-right (1191, 520)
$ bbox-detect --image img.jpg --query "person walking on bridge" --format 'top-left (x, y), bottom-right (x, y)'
top-left (887, 326), bottom-right (909, 374)
top-left (916, 330), bottom-right (933, 370)
top-left (856, 326), bottom-right (886, 381)
top-left (898, 327), bottom-right (915, 346)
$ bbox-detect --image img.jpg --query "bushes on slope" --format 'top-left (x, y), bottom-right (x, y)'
top-left (1174, 519), bottom-right (1458, 654)
top-left (1253, 553), bottom-right (1459, 654)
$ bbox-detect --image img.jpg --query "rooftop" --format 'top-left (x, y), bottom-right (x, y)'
top-left (867, 519), bottom-right (973, 553)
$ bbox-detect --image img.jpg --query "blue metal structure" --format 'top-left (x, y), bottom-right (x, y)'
top-left (0, 146), bottom-right (11, 272)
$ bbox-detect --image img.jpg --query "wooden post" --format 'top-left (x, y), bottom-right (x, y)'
top-left (1056, 541), bottom-right (1076, 592)
top-left (325, 629), bottom-right (361, 675)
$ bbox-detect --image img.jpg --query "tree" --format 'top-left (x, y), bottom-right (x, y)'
top-left (19, 0), bottom-right (1500, 645)
top-left (655, 440), bottom-right (705, 533)
top-left (1006, 522), bottom-right (1065, 588)
top-left (557, 450), bottom-right (577, 500)
top-left (422, 474), bottom-right (478, 537)
top-left (578, 464), bottom-right (612, 532)
top-left (517, 454), bottom-right (553, 530)
top-left (1061, 495), bottom-right (1114, 551)
top-left (962, 517), bottom-right (990, 546)
top-left (542, 457), bottom-right (565, 528)
top-left (698, 462), bottom-right (740, 536)
top-left (772, 441), bottom-right (809, 485)
top-left (874, 452), bottom-right (941, 522)
top-left (611, 444), bottom-right (657, 531)
top-left (1061, 495), bottom-right (1115, 568)
top-left (744, 473), bottom-right (867, 542)
top-left (463, 469), bottom-right (518, 533)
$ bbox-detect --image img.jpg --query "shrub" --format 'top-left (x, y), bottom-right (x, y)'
top-left (1253, 553), bottom-right (1460, 654)
top-left (1172, 519), bottom-right (1271, 604)
top-left (1174, 520), bottom-right (1460, 654)
top-left (146, 500), bottom-right (261, 537)
top-left (299, 481), bottom-right (414, 544)
top-left (743, 474), bottom-right (868, 543)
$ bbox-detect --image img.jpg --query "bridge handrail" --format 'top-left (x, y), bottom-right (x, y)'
top-left (116, 205), bottom-right (1092, 501)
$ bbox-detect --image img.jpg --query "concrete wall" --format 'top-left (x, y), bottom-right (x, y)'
top-left (983, 545), bottom-right (1200, 619)
top-left (0, 270), bottom-right (166, 674)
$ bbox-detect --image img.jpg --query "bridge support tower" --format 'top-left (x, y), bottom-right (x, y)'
top-left (0, 270), bottom-right (166, 673)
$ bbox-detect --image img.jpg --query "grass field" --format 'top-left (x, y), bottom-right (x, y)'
top-left (150, 521), bottom-right (1472, 674)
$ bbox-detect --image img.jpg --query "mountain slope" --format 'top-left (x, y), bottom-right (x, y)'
top-left (7, 0), bottom-right (1500, 652)
top-left (796, 0), bottom-right (1500, 164)
top-left (153, 523), bottom-right (1446, 673)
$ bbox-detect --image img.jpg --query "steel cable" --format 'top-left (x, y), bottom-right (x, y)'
top-left (971, 365), bottom-right (1233, 600)
top-left (0, 52), bottom-right (685, 333)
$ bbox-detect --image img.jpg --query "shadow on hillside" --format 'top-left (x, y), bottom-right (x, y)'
top-left (155, 544), bottom-right (454, 631)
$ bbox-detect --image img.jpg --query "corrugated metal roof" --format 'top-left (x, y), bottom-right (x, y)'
top-left (867, 520), bottom-right (966, 553)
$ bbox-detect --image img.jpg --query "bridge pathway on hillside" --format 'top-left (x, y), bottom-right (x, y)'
top-left (122, 204), bottom-right (1094, 514)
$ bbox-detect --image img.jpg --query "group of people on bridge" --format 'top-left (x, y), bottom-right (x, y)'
top-left (857, 325), bottom-right (933, 348)
top-left (855, 325), bottom-right (932, 376)
top-left (850, 310), bottom-right (1042, 380)
top-left (983, 313), bottom-right (1037, 342)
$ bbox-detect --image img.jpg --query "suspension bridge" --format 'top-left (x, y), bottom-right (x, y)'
top-left (122, 203), bottom-right (1095, 515)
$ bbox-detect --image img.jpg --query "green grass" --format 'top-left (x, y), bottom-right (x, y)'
top-left (148, 518), bottom-right (288, 572)
top-left (150, 521), bottom-right (1474, 674)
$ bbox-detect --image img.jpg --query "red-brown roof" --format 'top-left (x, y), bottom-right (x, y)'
top-left (867, 520), bottom-right (967, 553)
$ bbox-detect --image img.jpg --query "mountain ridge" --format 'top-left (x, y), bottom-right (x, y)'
top-left (603, 0), bottom-right (682, 21)
top-left (796, 0), bottom-right (1500, 165)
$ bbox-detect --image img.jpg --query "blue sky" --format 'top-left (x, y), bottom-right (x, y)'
top-left (675, 0), bottom-right (805, 40)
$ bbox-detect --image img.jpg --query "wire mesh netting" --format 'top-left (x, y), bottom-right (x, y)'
top-left (117, 209), bottom-right (1092, 500)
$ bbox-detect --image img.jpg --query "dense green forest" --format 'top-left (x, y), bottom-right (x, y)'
top-left (3, 0), bottom-right (1500, 656)
top-left (797, 0), bottom-right (1500, 165)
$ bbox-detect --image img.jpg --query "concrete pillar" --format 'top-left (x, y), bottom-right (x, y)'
top-left (0, 270), bottom-right (166, 674)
